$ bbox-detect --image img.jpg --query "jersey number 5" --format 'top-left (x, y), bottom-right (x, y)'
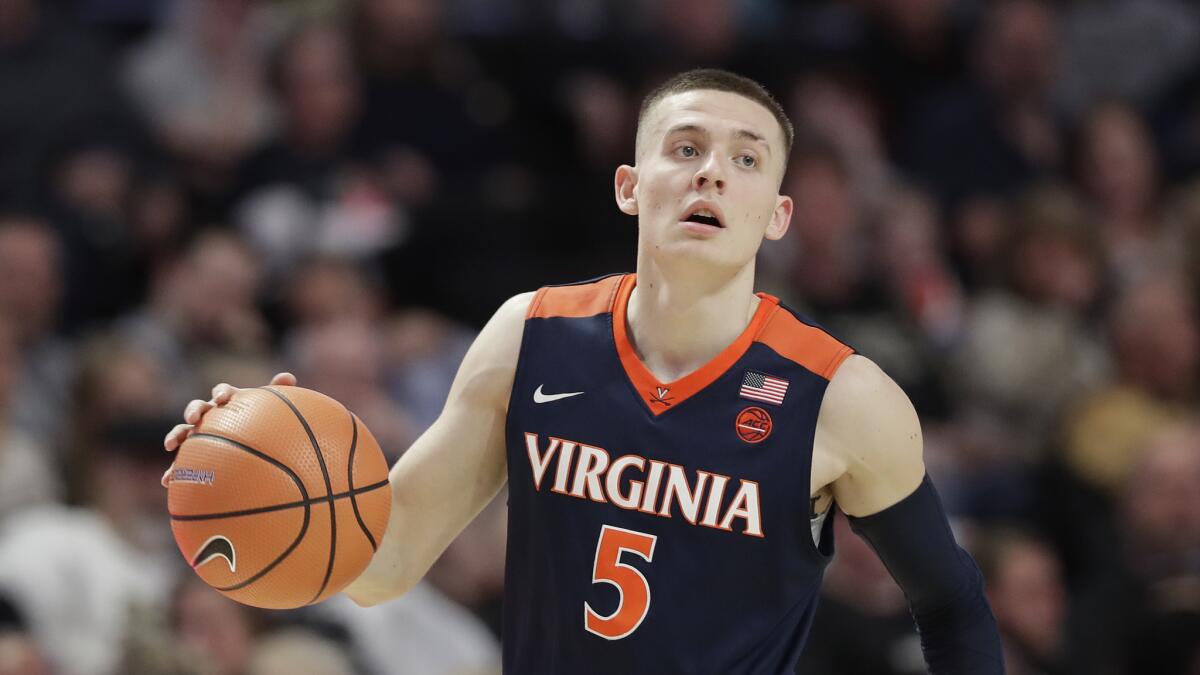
top-left (584, 524), bottom-right (657, 640)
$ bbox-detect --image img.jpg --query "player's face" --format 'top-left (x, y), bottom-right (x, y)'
top-left (615, 90), bottom-right (792, 271)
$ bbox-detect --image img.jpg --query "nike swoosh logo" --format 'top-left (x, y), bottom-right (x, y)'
top-left (533, 385), bottom-right (585, 403)
top-left (192, 535), bottom-right (236, 573)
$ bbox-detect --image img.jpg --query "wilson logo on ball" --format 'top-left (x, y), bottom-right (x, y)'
top-left (172, 468), bottom-right (215, 485)
top-left (735, 407), bottom-right (772, 443)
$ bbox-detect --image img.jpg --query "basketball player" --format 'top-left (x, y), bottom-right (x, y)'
top-left (165, 69), bottom-right (1004, 673)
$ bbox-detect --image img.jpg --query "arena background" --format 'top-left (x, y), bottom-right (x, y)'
top-left (0, 0), bottom-right (1199, 673)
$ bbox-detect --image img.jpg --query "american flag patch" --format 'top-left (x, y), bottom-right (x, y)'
top-left (740, 371), bottom-right (789, 405)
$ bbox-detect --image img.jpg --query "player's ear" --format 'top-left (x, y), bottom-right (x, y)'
top-left (764, 194), bottom-right (792, 241)
top-left (614, 165), bottom-right (639, 216)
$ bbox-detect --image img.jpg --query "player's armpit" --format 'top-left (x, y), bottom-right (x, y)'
top-left (344, 292), bottom-right (534, 606)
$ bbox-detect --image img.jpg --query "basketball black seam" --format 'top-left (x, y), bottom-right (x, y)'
top-left (263, 387), bottom-right (338, 604)
top-left (217, 502), bottom-right (309, 593)
top-left (188, 433), bottom-right (309, 501)
top-left (346, 413), bottom-right (379, 551)
top-left (188, 433), bottom-right (312, 594)
top-left (170, 479), bottom-right (390, 521)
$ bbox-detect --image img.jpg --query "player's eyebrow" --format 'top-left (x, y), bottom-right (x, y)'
top-left (665, 123), bottom-right (707, 138)
top-left (734, 129), bottom-right (771, 156)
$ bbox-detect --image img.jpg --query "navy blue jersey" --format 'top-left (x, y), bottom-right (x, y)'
top-left (503, 274), bottom-right (854, 674)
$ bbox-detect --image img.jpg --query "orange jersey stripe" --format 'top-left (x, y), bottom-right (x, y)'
top-left (527, 275), bottom-right (624, 320)
top-left (754, 307), bottom-right (853, 381)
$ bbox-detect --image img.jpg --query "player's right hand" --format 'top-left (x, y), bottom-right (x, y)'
top-left (161, 372), bottom-right (297, 487)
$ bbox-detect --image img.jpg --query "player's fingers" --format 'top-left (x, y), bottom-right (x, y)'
top-left (164, 423), bottom-right (194, 452)
top-left (183, 399), bottom-right (213, 425)
top-left (270, 371), bottom-right (297, 386)
top-left (161, 462), bottom-right (175, 487)
top-left (211, 383), bottom-right (237, 405)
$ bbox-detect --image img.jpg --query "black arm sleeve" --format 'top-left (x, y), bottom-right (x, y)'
top-left (847, 475), bottom-right (1005, 675)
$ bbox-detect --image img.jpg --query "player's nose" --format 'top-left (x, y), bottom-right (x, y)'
top-left (692, 155), bottom-right (725, 193)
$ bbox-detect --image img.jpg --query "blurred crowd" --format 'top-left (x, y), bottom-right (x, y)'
top-left (0, 0), bottom-right (1199, 674)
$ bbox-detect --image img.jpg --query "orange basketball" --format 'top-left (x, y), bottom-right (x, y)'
top-left (167, 385), bottom-right (391, 609)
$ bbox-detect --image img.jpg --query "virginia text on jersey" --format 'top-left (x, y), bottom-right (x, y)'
top-left (504, 273), bottom-right (853, 674)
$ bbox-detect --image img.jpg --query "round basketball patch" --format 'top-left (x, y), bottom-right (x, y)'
top-left (735, 407), bottom-right (772, 443)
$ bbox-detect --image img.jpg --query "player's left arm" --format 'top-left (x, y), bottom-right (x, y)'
top-left (820, 355), bottom-right (1005, 675)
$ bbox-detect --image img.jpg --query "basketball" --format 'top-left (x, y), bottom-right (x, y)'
top-left (167, 386), bottom-right (392, 609)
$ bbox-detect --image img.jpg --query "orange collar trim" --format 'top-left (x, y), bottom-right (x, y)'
top-left (612, 274), bottom-right (780, 416)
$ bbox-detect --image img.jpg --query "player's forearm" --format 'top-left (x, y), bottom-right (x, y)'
top-left (344, 427), bottom-right (508, 606)
top-left (909, 567), bottom-right (1004, 674)
top-left (848, 476), bottom-right (1005, 674)
top-left (343, 475), bottom-right (419, 605)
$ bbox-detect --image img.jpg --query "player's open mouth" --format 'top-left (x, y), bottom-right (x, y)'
top-left (681, 203), bottom-right (725, 228)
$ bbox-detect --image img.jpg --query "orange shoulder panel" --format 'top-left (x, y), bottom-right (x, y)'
top-left (526, 275), bottom-right (625, 320)
top-left (756, 306), bottom-right (854, 380)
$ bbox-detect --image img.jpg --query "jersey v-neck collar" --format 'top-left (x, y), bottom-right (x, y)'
top-left (611, 273), bottom-right (780, 416)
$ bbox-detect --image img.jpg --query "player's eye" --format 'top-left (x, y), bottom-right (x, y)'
top-left (676, 145), bottom-right (699, 158)
top-left (736, 154), bottom-right (757, 168)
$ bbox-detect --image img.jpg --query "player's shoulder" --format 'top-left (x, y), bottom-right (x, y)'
top-left (478, 273), bottom-right (627, 353)
top-left (819, 354), bottom-right (921, 461)
top-left (476, 291), bottom-right (538, 353)
top-left (526, 273), bottom-right (627, 320)
top-left (755, 299), bottom-right (854, 381)
top-left (449, 292), bottom-right (536, 405)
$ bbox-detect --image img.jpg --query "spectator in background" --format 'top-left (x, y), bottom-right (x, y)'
top-left (1056, 0), bottom-right (1200, 118)
top-left (1077, 101), bottom-right (1183, 285)
top-left (0, 410), bottom-right (179, 675)
top-left (286, 319), bottom-right (413, 457)
top-left (423, 489), bottom-right (507, 634)
top-left (161, 576), bottom-right (267, 675)
top-left (383, 309), bottom-right (475, 432)
top-left (0, 594), bottom-right (49, 675)
top-left (1070, 421), bottom-right (1200, 675)
top-left (280, 257), bottom-right (471, 432)
top-left (856, 0), bottom-right (970, 142)
top-left (951, 186), bottom-right (1108, 463)
top-left (0, 315), bottom-right (60, 520)
top-left (0, 216), bottom-right (75, 459)
top-left (311, 586), bottom-right (501, 675)
top-left (901, 0), bottom-right (1062, 206)
top-left (788, 70), bottom-right (894, 211)
top-left (0, 0), bottom-right (135, 207)
top-left (860, 186), bottom-right (961, 418)
top-left (128, 167), bottom-right (191, 263)
top-left (235, 21), bottom-right (404, 278)
top-left (1062, 273), bottom-right (1198, 495)
top-left (793, 516), bottom-right (924, 675)
top-left (350, 0), bottom-right (505, 199)
top-left (246, 629), bottom-right (358, 675)
top-left (762, 149), bottom-right (952, 415)
top-left (115, 229), bottom-right (270, 409)
top-left (122, 0), bottom-right (283, 216)
top-left (639, 0), bottom-right (741, 76)
top-left (872, 186), bottom-right (964, 350)
top-left (38, 130), bottom-right (157, 332)
top-left (528, 69), bottom-right (638, 279)
top-left (977, 530), bottom-right (1068, 675)
top-left (760, 144), bottom-right (871, 321)
top-left (282, 255), bottom-right (386, 328)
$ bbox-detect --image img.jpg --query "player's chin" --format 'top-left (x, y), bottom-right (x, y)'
top-left (654, 239), bottom-right (743, 267)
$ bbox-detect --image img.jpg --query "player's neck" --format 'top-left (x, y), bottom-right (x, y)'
top-left (626, 261), bottom-right (760, 383)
